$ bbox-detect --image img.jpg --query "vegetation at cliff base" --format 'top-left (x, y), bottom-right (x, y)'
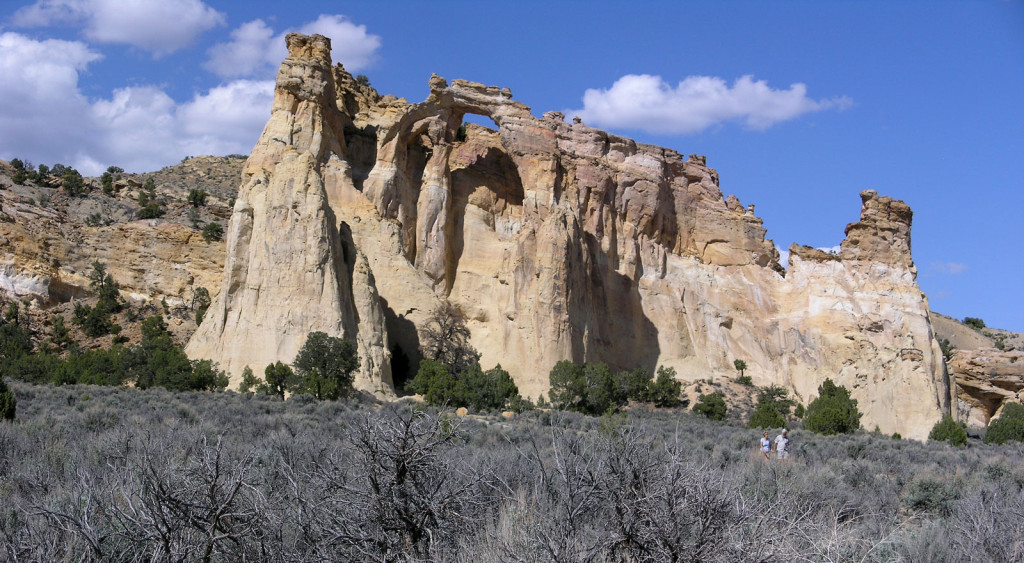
top-left (804, 379), bottom-right (861, 435)
top-left (547, 361), bottom-right (684, 415)
top-left (929, 415), bottom-right (968, 446)
top-left (0, 376), bottom-right (14, 421)
top-left (983, 402), bottom-right (1024, 445)
top-left (693, 391), bottom-right (727, 420)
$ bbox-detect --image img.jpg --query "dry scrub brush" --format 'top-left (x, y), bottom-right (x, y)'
top-left (1, 382), bottom-right (1023, 561)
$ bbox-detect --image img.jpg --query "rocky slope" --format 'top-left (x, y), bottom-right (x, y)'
top-left (0, 157), bottom-right (238, 310)
top-left (184, 33), bottom-right (951, 439)
top-left (931, 313), bottom-right (1024, 428)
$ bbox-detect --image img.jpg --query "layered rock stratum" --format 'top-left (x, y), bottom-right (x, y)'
top-left (182, 34), bottom-right (951, 439)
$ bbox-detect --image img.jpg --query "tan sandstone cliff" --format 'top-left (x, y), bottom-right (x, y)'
top-left (185, 33), bottom-right (950, 438)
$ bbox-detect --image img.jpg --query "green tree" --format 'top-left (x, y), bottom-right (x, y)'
top-left (407, 358), bottom-right (459, 405)
top-left (139, 202), bottom-right (165, 219)
top-left (100, 166), bottom-right (122, 194)
top-left (191, 286), bottom-right (211, 325)
top-left (74, 261), bottom-right (123, 337)
top-left (125, 315), bottom-right (226, 391)
top-left (693, 392), bottom-right (727, 421)
top-left (617, 366), bottom-right (653, 403)
top-left (50, 316), bottom-right (72, 350)
top-left (238, 366), bottom-right (259, 393)
top-left (293, 331), bottom-right (359, 400)
top-left (0, 377), bottom-right (14, 421)
top-left (747, 401), bottom-right (786, 429)
top-left (263, 361), bottom-right (296, 399)
top-left (202, 222), bottom-right (224, 242)
top-left (734, 359), bottom-right (747, 378)
top-left (929, 415), bottom-right (968, 446)
top-left (804, 379), bottom-right (861, 435)
top-left (648, 366), bottom-right (683, 408)
top-left (420, 303), bottom-right (479, 374)
top-left (984, 403), bottom-right (1024, 445)
top-left (756, 385), bottom-right (795, 417)
top-left (963, 317), bottom-right (986, 330)
top-left (62, 167), bottom-right (87, 196)
top-left (460, 363), bottom-right (520, 411)
top-left (187, 188), bottom-right (208, 207)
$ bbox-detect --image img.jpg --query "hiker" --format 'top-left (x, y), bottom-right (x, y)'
top-left (759, 431), bottom-right (771, 461)
top-left (775, 429), bottom-right (791, 461)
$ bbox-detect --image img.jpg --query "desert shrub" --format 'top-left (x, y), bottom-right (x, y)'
top-left (984, 402), bottom-right (1024, 445)
top-left (902, 476), bottom-right (960, 515)
top-left (62, 167), bottom-right (87, 196)
top-left (929, 415), bottom-right (967, 446)
top-left (202, 221), bottom-right (223, 242)
top-left (747, 401), bottom-right (786, 429)
top-left (737, 374), bottom-right (753, 386)
top-left (648, 366), bottom-right (684, 408)
top-left (293, 331), bottom-right (359, 400)
top-left (548, 360), bottom-right (626, 415)
top-left (693, 392), bottom-right (726, 421)
top-left (804, 379), bottom-right (861, 435)
top-left (187, 188), bottom-right (208, 207)
top-left (963, 317), bottom-right (986, 330)
top-left (0, 377), bottom-right (14, 420)
top-left (139, 202), bottom-right (165, 219)
top-left (191, 286), bottom-right (211, 325)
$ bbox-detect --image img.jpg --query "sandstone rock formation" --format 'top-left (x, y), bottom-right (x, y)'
top-left (185, 33), bottom-right (950, 438)
top-left (949, 348), bottom-right (1024, 428)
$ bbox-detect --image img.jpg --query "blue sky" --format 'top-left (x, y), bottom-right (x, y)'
top-left (1, 1), bottom-right (1021, 331)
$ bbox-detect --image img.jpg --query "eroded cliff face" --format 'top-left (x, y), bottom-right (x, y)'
top-left (949, 349), bottom-right (1024, 428)
top-left (186, 34), bottom-right (949, 438)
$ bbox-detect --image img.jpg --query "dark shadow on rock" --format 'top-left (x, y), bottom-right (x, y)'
top-left (379, 295), bottom-right (421, 394)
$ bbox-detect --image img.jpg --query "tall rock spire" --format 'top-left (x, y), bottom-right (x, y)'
top-left (185, 34), bottom-right (392, 394)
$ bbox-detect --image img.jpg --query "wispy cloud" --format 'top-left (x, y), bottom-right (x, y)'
top-left (204, 15), bottom-right (381, 79)
top-left (567, 74), bottom-right (852, 135)
top-left (930, 262), bottom-right (968, 275)
top-left (11, 0), bottom-right (225, 55)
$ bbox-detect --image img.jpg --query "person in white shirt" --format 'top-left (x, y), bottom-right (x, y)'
top-left (774, 429), bottom-right (790, 461)
top-left (759, 431), bottom-right (771, 461)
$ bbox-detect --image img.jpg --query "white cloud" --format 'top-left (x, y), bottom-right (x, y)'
top-left (205, 14), bottom-right (381, 79)
top-left (11, 0), bottom-right (225, 55)
top-left (0, 32), bottom-right (272, 175)
top-left (567, 74), bottom-right (852, 135)
top-left (930, 262), bottom-right (968, 275)
top-left (0, 32), bottom-right (99, 165)
top-left (203, 19), bottom-right (276, 78)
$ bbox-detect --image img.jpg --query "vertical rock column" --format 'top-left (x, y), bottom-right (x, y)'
top-left (186, 34), bottom-right (392, 393)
